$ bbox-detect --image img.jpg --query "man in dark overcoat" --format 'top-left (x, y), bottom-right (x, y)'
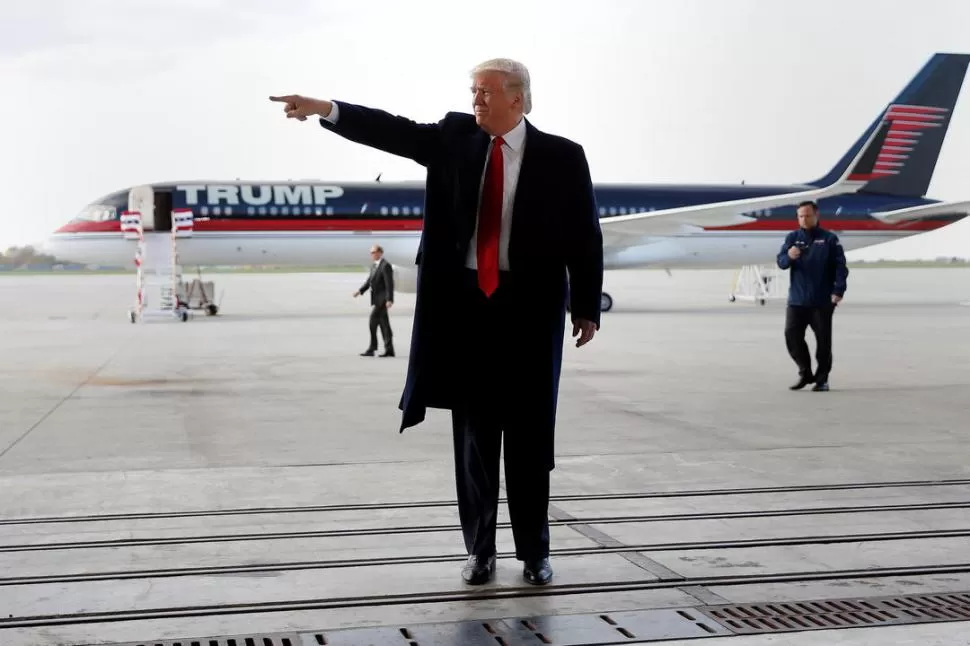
top-left (270, 57), bottom-right (603, 586)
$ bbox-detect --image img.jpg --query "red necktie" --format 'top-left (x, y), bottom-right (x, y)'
top-left (477, 136), bottom-right (504, 296)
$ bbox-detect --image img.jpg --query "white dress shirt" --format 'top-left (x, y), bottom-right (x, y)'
top-left (466, 116), bottom-right (526, 271)
top-left (321, 102), bottom-right (526, 271)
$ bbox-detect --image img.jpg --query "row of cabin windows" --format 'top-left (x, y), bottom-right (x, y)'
top-left (194, 205), bottom-right (659, 217)
top-left (602, 207), bottom-right (654, 216)
top-left (191, 205), bottom-right (797, 218)
top-left (599, 207), bottom-right (780, 217)
top-left (598, 207), bottom-right (776, 216)
top-left (86, 203), bottom-right (785, 220)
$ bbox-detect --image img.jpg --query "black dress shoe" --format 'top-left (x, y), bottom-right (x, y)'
top-left (812, 382), bottom-right (829, 391)
top-left (789, 375), bottom-right (814, 390)
top-left (523, 557), bottom-right (553, 585)
top-left (379, 349), bottom-right (395, 357)
top-left (360, 350), bottom-right (375, 356)
top-left (461, 554), bottom-right (495, 585)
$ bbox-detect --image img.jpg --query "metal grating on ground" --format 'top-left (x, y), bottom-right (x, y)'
top-left (96, 591), bottom-right (970, 645)
top-left (99, 608), bottom-right (729, 646)
top-left (306, 608), bottom-right (730, 644)
top-left (109, 635), bottom-right (301, 646)
top-left (696, 591), bottom-right (970, 635)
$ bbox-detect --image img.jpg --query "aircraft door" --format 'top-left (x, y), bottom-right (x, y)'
top-left (154, 191), bottom-right (173, 232)
top-left (128, 185), bottom-right (155, 230)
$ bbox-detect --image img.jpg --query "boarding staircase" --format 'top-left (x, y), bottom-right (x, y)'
top-left (729, 264), bottom-right (788, 305)
top-left (121, 208), bottom-right (194, 322)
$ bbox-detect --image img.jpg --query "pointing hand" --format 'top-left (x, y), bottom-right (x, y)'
top-left (268, 95), bottom-right (332, 121)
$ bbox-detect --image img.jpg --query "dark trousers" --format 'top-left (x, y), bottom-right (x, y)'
top-left (452, 270), bottom-right (550, 562)
top-left (367, 303), bottom-right (392, 351)
top-left (785, 303), bottom-right (835, 382)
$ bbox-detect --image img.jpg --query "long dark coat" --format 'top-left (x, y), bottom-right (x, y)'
top-left (319, 102), bottom-right (603, 469)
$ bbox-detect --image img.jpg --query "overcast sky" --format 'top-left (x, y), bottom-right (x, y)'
top-left (1, 0), bottom-right (968, 259)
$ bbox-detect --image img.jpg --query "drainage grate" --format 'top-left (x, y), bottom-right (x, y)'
top-left (109, 634), bottom-right (301, 646)
top-left (696, 591), bottom-right (970, 635)
top-left (105, 609), bottom-right (728, 646)
top-left (307, 620), bottom-right (512, 645)
top-left (96, 592), bottom-right (970, 645)
top-left (499, 609), bottom-right (731, 643)
top-left (305, 609), bottom-right (730, 645)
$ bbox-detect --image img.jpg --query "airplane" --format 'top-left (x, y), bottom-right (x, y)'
top-left (44, 52), bottom-right (970, 313)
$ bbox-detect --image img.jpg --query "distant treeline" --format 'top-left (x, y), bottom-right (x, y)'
top-left (2, 245), bottom-right (58, 270)
top-left (0, 245), bottom-right (112, 271)
top-left (848, 257), bottom-right (969, 265)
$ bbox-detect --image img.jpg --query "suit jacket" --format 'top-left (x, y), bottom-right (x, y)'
top-left (776, 226), bottom-right (848, 307)
top-left (319, 102), bottom-right (604, 470)
top-left (359, 258), bottom-right (394, 306)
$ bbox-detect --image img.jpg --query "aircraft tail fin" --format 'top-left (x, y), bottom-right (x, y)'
top-left (810, 52), bottom-right (970, 198)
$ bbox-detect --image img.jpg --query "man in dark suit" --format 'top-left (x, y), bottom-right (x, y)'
top-left (353, 244), bottom-right (394, 357)
top-left (270, 57), bottom-right (603, 587)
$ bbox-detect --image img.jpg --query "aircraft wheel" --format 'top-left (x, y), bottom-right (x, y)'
top-left (128, 311), bottom-right (136, 323)
top-left (600, 292), bottom-right (613, 312)
top-left (205, 304), bottom-right (218, 316)
top-left (729, 295), bottom-right (736, 302)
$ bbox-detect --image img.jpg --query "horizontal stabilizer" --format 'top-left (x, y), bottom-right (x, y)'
top-left (871, 200), bottom-right (970, 225)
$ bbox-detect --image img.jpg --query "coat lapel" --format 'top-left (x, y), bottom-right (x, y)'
top-left (457, 129), bottom-right (490, 247)
top-left (455, 120), bottom-right (539, 256)
top-left (509, 120), bottom-right (540, 265)
top-left (511, 120), bottom-right (539, 224)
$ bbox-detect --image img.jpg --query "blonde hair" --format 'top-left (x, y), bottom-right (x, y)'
top-left (469, 58), bottom-right (532, 114)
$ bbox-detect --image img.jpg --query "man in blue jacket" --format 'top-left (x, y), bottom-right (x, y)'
top-left (776, 200), bottom-right (848, 391)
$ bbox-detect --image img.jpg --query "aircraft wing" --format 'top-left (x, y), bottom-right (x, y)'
top-left (600, 118), bottom-right (893, 244)
top-left (871, 200), bottom-right (970, 225)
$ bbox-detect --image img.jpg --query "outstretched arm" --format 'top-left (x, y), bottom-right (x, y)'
top-left (269, 95), bottom-right (443, 167)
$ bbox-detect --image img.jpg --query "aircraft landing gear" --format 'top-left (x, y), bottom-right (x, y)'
top-left (566, 291), bottom-right (614, 313)
top-left (730, 265), bottom-right (783, 305)
top-left (601, 292), bottom-right (613, 312)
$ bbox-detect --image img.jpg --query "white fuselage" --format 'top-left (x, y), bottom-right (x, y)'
top-left (45, 228), bottom-right (907, 276)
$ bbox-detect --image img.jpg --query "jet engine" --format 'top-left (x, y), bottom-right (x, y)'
top-left (392, 264), bottom-right (417, 293)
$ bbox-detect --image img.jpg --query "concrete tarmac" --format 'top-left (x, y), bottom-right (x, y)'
top-left (0, 267), bottom-right (968, 645)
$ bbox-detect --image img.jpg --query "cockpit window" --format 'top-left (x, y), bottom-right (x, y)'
top-left (73, 190), bottom-right (128, 222)
top-left (74, 204), bottom-right (118, 222)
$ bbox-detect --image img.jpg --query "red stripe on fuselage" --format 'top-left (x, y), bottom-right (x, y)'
top-left (57, 218), bottom-right (424, 234)
top-left (55, 220), bottom-right (123, 233)
top-left (196, 218), bottom-right (424, 232)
